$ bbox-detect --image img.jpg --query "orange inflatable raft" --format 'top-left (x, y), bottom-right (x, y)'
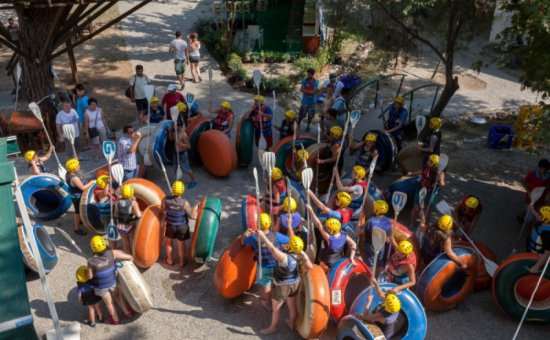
top-left (124, 178), bottom-right (165, 210)
top-left (132, 204), bottom-right (161, 269)
top-left (241, 195), bottom-right (262, 231)
top-left (214, 236), bottom-right (257, 298)
top-left (453, 239), bottom-right (497, 291)
top-left (197, 130), bottom-right (237, 177)
top-left (296, 264), bottom-right (331, 339)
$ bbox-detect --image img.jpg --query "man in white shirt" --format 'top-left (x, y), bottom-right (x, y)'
top-left (55, 100), bottom-right (80, 155)
top-left (128, 64), bottom-right (151, 126)
top-left (169, 31), bottom-right (189, 90)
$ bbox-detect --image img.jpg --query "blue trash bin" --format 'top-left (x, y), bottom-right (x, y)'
top-left (488, 124), bottom-right (514, 149)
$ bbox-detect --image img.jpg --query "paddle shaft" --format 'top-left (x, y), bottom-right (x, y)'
top-left (39, 119), bottom-right (63, 170)
top-left (155, 151), bottom-right (171, 191)
top-left (253, 169), bottom-right (263, 277)
top-left (324, 115), bottom-right (351, 204)
top-left (315, 122), bottom-right (321, 196)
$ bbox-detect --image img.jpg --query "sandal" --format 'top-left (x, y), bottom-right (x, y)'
top-left (125, 310), bottom-right (134, 318)
top-left (164, 257), bottom-right (174, 266)
top-left (107, 316), bottom-right (120, 325)
top-left (84, 320), bottom-right (96, 328)
top-left (74, 229), bottom-right (87, 236)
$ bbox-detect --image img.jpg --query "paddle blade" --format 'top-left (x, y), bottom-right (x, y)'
top-left (186, 93), bottom-right (195, 107)
top-left (29, 102), bottom-right (43, 122)
top-left (418, 187), bottom-right (427, 209)
top-left (258, 136), bottom-right (267, 150)
top-left (57, 165), bottom-right (67, 180)
top-left (144, 151), bottom-right (153, 166)
top-left (391, 191), bottom-right (407, 214)
top-left (530, 186), bottom-right (546, 205)
top-left (176, 166), bottom-right (183, 180)
top-left (438, 153), bottom-right (449, 173)
top-left (368, 155), bottom-right (378, 177)
top-left (350, 110), bottom-right (361, 128)
top-left (16, 64), bottom-right (21, 81)
top-left (372, 227), bottom-right (387, 252)
top-left (170, 106), bottom-right (180, 122)
top-left (415, 115), bottom-right (426, 134)
top-left (62, 124), bottom-right (75, 141)
top-left (435, 200), bottom-right (452, 216)
top-left (107, 223), bottom-right (121, 241)
top-left (262, 151), bottom-right (276, 172)
top-left (485, 260), bottom-right (498, 277)
top-left (301, 168), bottom-right (313, 189)
top-left (144, 85), bottom-right (155, 102)
top-left (102, 140), bottom-right (116, 163)
top-left (252, 70), bottom-right (262, 89)
top-left (253, 167), bottom-right (260, 194)
top-left (272, 90), bottom-right (276, 111)
top-left (111, 164), bottom-right (124, 185)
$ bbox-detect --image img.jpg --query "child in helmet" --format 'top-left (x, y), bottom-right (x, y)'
top-left (292, 148), bottom-right (309, 181)
top-left (387, 240), bottom-right (417, 293)
top-left (358, 280), bottom-right (401, 339)
top-left (75, 265), bottom-right (103, 327)
top-left (334, 165), bottom-right (369, 212)
top-left (528, 206), bottom-right (550, 273)
top-left (114, 184), bottom-right (142, 254)
top-left (274, 197), bottom-right (304, 240)
top-left (212, 101), bottom-right (235, 137)
top-left (145, 96), bottom-right (165, 124)
top-left (263, 167), bottom-right (287, 216)
top-left (421, 214), bottom-right (467, 269)
top-left (65, 158), bottom-right (96, 235)
top-left (383, 96), bottom-right (408, 151)
top-left (308, 189), bottom-right (354, 225)
top-left (318, 126), bottom-right (347, 173)
top-left (419, 117), bottom-right (442, 162)
top-left (242, 213), bottom-right (289, 310)
top-left (275, 109), bottom-right (298, 141)
top-left (349, 132), bottom-right (381, 171)
top-left (161, 180), bottom-right (198, 267)
top-left (94, 175), bottom-right (117, 226)
top-left (25, 146), bottom-right (54, 175)
top-left (306, 205), bottom-right (357, 268)
top-left (255, 231), bottom-right (313, 334)
top-left (243, 95), bottom-right (274, 149)
top-left (87, 235), bottom-right (134, 325)
top-left (455, 195), bottom-right (483, 237)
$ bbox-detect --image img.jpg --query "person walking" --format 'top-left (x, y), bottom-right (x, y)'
top-left (74, 84), bottom-right (90, 150)
top-left (56, 100), bottom-right (80, 156)
top-left (169, 31), bottom-right (188, 90)
top-left (84, 98), bottom-right (110, 161)
top-left (187, 32), bottom-right (202, 83)
top-left (128, 65), bottom-right (151, 125)
top-left (117, 125), bottom-right (142, 181)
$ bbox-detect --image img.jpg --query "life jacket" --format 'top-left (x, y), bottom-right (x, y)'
top-left (279, 119), bottom-right (293, 139)
top-left (272, 253), bottom-right (299, 284)
top-left (28, 161), bottom-right (50, 174)
top-left (422, 227), bottom-right (452, 262)
top-left (363, 217), bottom-right (392, 246)
top-left (320, 231), bottom-right (347, 267)
top-left (89, 250), bottom-right (116, 289)
top-left (423, 130), bottom-right (442, 155)
top-left (373, 304), bottom-right (399, 338)
top-left (213, 109), bottom-right (234, 132)
top-left (164, 196), bottom-right (189, 229)
top-left (149, 107), bottom-right (165, 123)
top-left (116, 199), bottom-right (133, 224)
top-left (528, 224), bottom-right (550, 254)
top-left (255, 231), bottom-right (278, 268)
top-left (280, 212), bottom-right (301, 233)
top-left (77, 281), bottom-right (95, 295)
top-left (356, 145), bottom-right (376, 168)
top-left (337, 207), bottom-right (353, 224)
top-left (251, 105), bottom-right (273, 135)
top-left (66, 172), bottom-right (86, 199)
top-left (266, 179), bottom-right (287, 207)
top-left (420, 166), bottom-right (438, 189)
top-left (388, 251), bottom-right (417, 281)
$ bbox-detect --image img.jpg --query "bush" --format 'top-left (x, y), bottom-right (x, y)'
top-left (292, 48), bottom-right (331, 78)
top-left (234, 68), bottom-right (248, 82)
top-left (227, 53), bottom-right (243, 72)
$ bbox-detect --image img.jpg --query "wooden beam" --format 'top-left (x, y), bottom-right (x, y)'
top-left (65, 39), bottom-right (78, 84)
top-left (0, 34), bottom-right (24, 56)
top-left (39, 6), bottom-right (65, 62)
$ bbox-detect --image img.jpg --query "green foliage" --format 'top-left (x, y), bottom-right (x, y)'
top-left (292, 49), bottom-right (331, 78)
top-left (245, 75), bottom-right (295, 93)
top-left (227, 53), bottom-right (243, 72)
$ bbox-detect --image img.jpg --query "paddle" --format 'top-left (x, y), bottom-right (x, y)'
top-left (28, 101), bottom-right (66, 179)
top-left (154, 150), bottom-right (171, 191)
top-left (324, 113), bottom-right (351, 204)
top-left (380, 191), bottom-right (408, 282)
top-left (369, 227), bottom-right (387, 296)
top-left (425, 153), bottom-right (449, 216)
top-left (302, 168), bottom-right (316, 262)
top-left (511, 186), bottom-right (546, 255)
top-left (102, 141), bottom-right (120, 241)
top-left (110, 164), bottom-right (124, 242)
top-left (272, 90), bottom-right (276, 113)
top-left (253, 70), bottom-right (267, 151)
top-left (170, 106), bottom-right (183, 180)
top-left (186, 93), bottom-right (195, 112)
top-left (415, 115), bottom-right (426, 143)
top-left (416, 187), bottom-right (428, 244)
top-left (83, 160), bottom-right (119, 177)
top-left (62, 123), bottom-right (78, 159)
top-left (348, 110), bottom-right (361, 136)
top-left (144, 85), bottom-right (155, 165)
top-left (315, 122), bottom-right (321, 196)
top-left (358, 154), bottom-right (379, 217)
top-left (436, 200), bottom-right (498, 276)
top-left (262, 152), bottom-right (276, 219)
top-left (208, 67), bottom-right (213, 130)
top-left (14, 63), bottom-right (21, 111)
top-left (253, 167), bottom-right (263, 277)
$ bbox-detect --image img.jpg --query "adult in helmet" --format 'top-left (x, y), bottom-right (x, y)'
top-left (333, 165), bottom-right (369, 211)
top-left (358, 280), bottom-right (401, 338)
top-left (318, 125), bottom-right (348, 173)
top-left (113, 184), bottom-right (142, 254)
top-left (521, 158), bottom-right (550, 225)
top-left (212, 100), bottom-right (235, 137)
top-left (255, 231), bottom-right (313, 334)
top-left (528, 206), bottom-right (550, 274)
top-left (408, 153), bottom-right (446, 231)
top-left (421, 214), bottom-right (467, 268)
top-left (306, 205), bottom-right (357, 269)
top-left (65, 158), bottom-right (96, 235)
top-left (263, 167), bottom-right (288, 216)
top-left (308, 189), bottom-right (354, 225)
top-left (383, 96), bottom-right (408, 151)
top-left (419, 117), bottom-right (442, 163)
top-left (242, 213), bottom-right (289, 310)
top-left (145, 96), bottom-right (165, 124)
top-left (75, 265), bottom-right (103, 327)
top-left (349, 131), bottom-right (381, 171)
top-left (243, 95), bottom-right (274, 149)
top-left (25, 146), bottom-right (55, 175)
top-left (387, 240), bottom-right (417, 293)
top-left (168, 119), bottom-right (197, 188)
top-left (87, 235), bottom-right (134, 325)
top-left (357, 198), bottom-right (395, 277)
top-left (275, 109), bottom-right (298, 141)
top-left (274, 197), bottom-right (304, 240)
top-left (455, 195), bottom-right (483, 237)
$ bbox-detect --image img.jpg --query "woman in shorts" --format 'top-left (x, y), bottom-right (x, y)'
top-left (84, 98), bottom-right (110, 161)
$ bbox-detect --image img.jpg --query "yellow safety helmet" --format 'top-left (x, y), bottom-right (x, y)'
top-left (383, 294), bottom-right (402, 314)
top-left (539, 206), bottom-right (550, 223)
top-left (428, 154), bottom-right (440, 167)
top-left (336, 191), bottom-right (352, 208)
top-left (121, 184), bottom-right (134, 199)
top-left (285, 110), bottom-right (297, 121)
top-left (65, 158), bottom-right (80, 173)
top-left (177, 102), bottom-right (187, 112)
top-left (90, 235), bottom-right (107, 253)
top-left (259, 213), bottom-right (272, 230)
top-left (394, 96), bottom-right (405, 105)
top-left (353, 165), bottom-right (367, 180)
top-left (465, 196), bottom-right (479, 209)
top-left (75, 265), bottom-right (88, 283)
top-left (438, 215), bottom-right (453, 231)
top-left (272, 167), bottom-right (283, 181)
top-left (397, 240), bottom-right (414, 257)
top-left (96, 175), bottom-right (109, 189)
top-left (373, 200), bottom-right (389, 215)
top-left (282, 197), bottom-right (297, 213)
top-left (296, 149), bottom-right (309, 161)
top-left (150, 96), bottom-right (159, 103)
top-left (220, 101), bottom-right (232, 110)
top-left (171, 180), bottom-right (185, 197)
top-left (254, 95), bottom-right (265, 104)
top-left (325, 218), bottom-right (342, 235)
top-left (25, 150), bottom-right (36, 163)
top-left (429, 117), bottom-right (442, 130)
top-left (330, 126), bottom-right (343, 139)
top-left (365, 132), bottom-right (378, 143)
top-left (288, 236), bottom-right (304, 253)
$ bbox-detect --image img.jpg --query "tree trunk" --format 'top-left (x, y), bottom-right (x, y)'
top-left (430, 55), bottom-right (459, 117)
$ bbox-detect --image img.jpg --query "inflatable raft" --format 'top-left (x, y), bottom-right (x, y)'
top-left (132, 204), bottom-right (161, 269)
top-left (397, 145), bottom-right (424, 175)
top-left (186, 116), bottom-right (211, 165)
top-left (17, 223), bottom-right (58, 273)
top-left (80, 183), bottom-right (110, 234)
top-left (190, 196), bottom-right (222, 263)
top-left (20, 174), bottom-right (71, 220)
top-left (387, 176), bottom-right (420, 208)
top-left (116, 260), bottom-right (153, 313)
top-left (417, 247), bottom-right (477, 311)
top-left (124, 178), bottom-right (165, 210)
top-left (213, 236), bottom-right (257, 298)
top-left (328, 258), bottom-right (372, 321)
top-left (336, 318), bottom-right (385, 340)
top-left (362, 130), bottom-right (397, 172)
top-left (152, 119), bottom-right (175, 166)
top-left (296, 264), bottom-right (331, 339)
top-left (453, 239), bottom-right (497, 291)
top-left (492, 253), bottom-right (550, 324)
top-left (273, 134), bottom-right (316, 177)
top-left (241, 195), bottom-right (262, 232)
top-left (236, 117), bottom-right (254, 167)
top-left (197, 130), bottom-right (237, 177)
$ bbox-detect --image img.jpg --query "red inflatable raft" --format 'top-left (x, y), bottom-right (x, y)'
top-left (214, 236), bottom-right (257, 298)
top-left (197, 130), bottom-right (237, 177)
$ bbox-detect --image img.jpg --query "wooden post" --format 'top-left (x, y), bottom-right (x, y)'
top-left (65, 39), bottom-right (78, 84)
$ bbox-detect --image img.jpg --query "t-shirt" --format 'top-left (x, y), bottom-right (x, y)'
top-left (161, 92), bottom-right (185, 117)
top-left (129, 75), bottom-right (150, 100)
top-left (524, 170), bottom-right (550, 204)
top-left (301, 78), bottom-right (318, 105)
top-left (386, 104), bottom-right (408, 137)
top-left (322, 79), bottom-right (344, 97)
top-left (56, 109), bottom-right (80, 138)
top-left (331, 96), bottom-right (347, 113)
top-left (170, 38), bottom-right (188, 60)
top-left (76, 95), bottom-right (89, 124)
top-left (117, 135), bottom-right (137, 171)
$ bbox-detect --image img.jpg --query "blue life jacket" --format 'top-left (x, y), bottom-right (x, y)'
top-left (116, 199), bottom-right (133, 224)
top-left (320, 231), bottom-right (347, 267)
top-left (280, 212), bottom-right (301, 233)
top-left (89, 250), bottom-right (117, 289)
top-left (363, 217), bottom-right (391, 245)
top-left (77, 281), bottom-right (95, 295)
top-left (98, 201), bottom-right (111, 216)
top-left (528, 224), bottom-right (550, 253)
top-left (164, 196), bottom-right (189, 229)
top-left (272, 253), bottom-right (299, 285)
top-left (256, 232), bottom-right (277, 268)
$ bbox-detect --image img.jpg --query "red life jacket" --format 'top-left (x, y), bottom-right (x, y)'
top-left (388, 251), bottom-right (416, 277)
top-left (458, 195), bottom-right (482, 219)
top-left (353, 179), bottom-right (367, 195)
top-left (266, 179), bottom-right (287, 206)
top-left (420, 166), bottom-right (437, 189)
top-left (337, 207), bottom-right (353, 224)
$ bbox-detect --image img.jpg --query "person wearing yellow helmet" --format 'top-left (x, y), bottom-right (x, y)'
top-left (387, 240), bottom-right (417, 293)
top-left (87, 235), bottom-right (134, 325)
top-left (75, 265), bottom-right (103, 327)
top-left (255, 229), bottom-right (313, 334)
top-left (349, 131), bottom-right (381, 171)
top-left (65, 158), bottom-right (96, 235)
top-left (298, 68), bottom-right (319, 133)
top-left (243, 94), bottom-right (274, 149)
top-left (456, 195), bottom-right (483, 237)
top-left (168, 118), bottom-right (197, 188)
top-left (306, 204), bottom-right (357, 268)
top-left (93, 175), bottom-right (117, 227)
top-left (263, 167), bottom-right (288, 216)
top-left (383, 96), bottom-right (408, 151)
top-left (418, 117), bottom-right (442, 162)
top-left (332, 166), bottom-right (370, 213)
top-left (161, 180), bottom-right (199, 267)
top-left (307, 188), bottom-right (354, 225)
top-left (358, 280), bottom-right (401, 338)
top-left (318, 124), bottom-right (348, 172)
top-left (421, 215), bottom-right (467, 269)
top-left (274, 197), bottom-right (304, 239)
top-left (275, 109), bottom-right (298, 141)
top-left (113, 184), bottom-right (142, 254)
top-left (25, 145), bottom-right (54, 175)
top-left (521, 159), bottom-right (550, 225)
top-left (528, 206), bottom-right (550, 274)
top-left (212, 101), bottom-right (235, 137)
top-left (145, 95), bottom-right (165, 124)
top-left (242, 213), bottom-right (290, 310)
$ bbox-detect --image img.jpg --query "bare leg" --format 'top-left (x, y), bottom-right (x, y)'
top-left (260, 298), bottom-right (284, 334)
top-left (109, 240), bottom-right (118, 250)
top-left (261, 285), bottom-right (272, 308)
top-left (113, 288), bottom-right (131, 316)
top-left (285, 296), bottom-right (297, 330)
top-left (121, 233), bottom-right (131, 255)
top-left (165, 237), bottom-right (174, 265)
top-left (159, 224), bottom-right (166, 252)
top-left (87, 305), bottom-right (96, 324)
top-left (94, 303), bottom-right (103, 321)
top-left (74, 214), bottom-right (83, 232)
top-left (177, 239), bottom-right (186, 267)
top-left (102, 292), bottom-right (119, 322)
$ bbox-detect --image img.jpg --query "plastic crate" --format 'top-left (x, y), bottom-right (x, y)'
top-left (488, 124), bottom-right (514, 149)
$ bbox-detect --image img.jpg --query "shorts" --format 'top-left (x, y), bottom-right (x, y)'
top-left (90, 128), bottom-right (106, 145)
top-left (81, 290), bottom-right (102, 306)
top-left (254, 133), bottom-right (273, 148)
top-left (135, 98), bottom-right (148, 112)
top-left (298, 103), bottom-right (316, 120)
top-left (94, 285), bottom-right (116, 297)
top-left (189, 55), bottom-right (200, 63)
top-left (116, 222), bottom-right (133, 235)
top-left (256, 266), bottom-right (274, 287)
top-left (174, 151), bottom-right (191, 173)
top-left (71, 196), bottom-right (81, 214)
top-left (123, 168), bottom-right (138, 182)
top-left (165, 225), bottom-right (190, 241)
top-left (174, 59), bottom-right (186, 75)
top-left (272, 281), bottom-right (300, 301)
